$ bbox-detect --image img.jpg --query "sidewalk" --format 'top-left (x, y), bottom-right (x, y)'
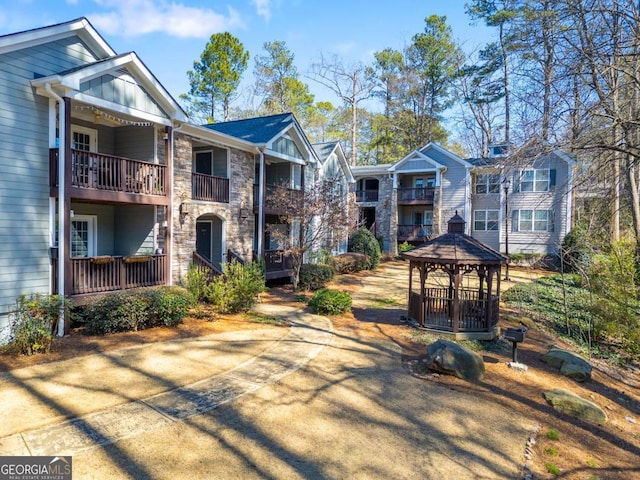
top-left (0, 305), bottom-right (332, 457)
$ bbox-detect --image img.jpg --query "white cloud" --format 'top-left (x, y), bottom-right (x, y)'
top-left (251, 0), bottom-right (271, 21)
top-left (89, 0), bottom-right (244, 38)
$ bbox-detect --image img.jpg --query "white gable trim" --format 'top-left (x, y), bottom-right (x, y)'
top-left (552, 149), bottom-right (577, 166)
top-left (31, 52), bottom-right (188, 123)
top-left (0, 18), bottom-right (114, 58)
top-left (421, 142), bottom-right (473, 168)
top-left (320, 143), bottom-right (355, 183)
top-left (265, 115), bottom-right (318, 165)
top-left (388, 149), bottom-right (446, 172)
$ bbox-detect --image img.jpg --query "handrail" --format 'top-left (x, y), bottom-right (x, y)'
top-left (192, 252), bottom-right (223, 279)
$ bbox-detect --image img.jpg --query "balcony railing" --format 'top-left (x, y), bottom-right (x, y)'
top-left (192, 173), bottom-right (229, 202)
top-left (253, 184), bottom-right (303, 212)
top-left (355, 189), bottom-right (379, 202)
top-left (397, 224), bottom-right (433, 241)
top-left (50, 148), bottom-right (167, 196)
top-left (52, 254), bottom-right (167, 296)
top-left (397, 187), bottom-right (435, 204)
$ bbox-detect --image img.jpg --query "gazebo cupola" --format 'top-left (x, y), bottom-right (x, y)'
top-left (401, 212), bottom-right (507, 340)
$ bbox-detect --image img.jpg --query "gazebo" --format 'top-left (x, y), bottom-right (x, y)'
top-left (401, 213), bottom-right (507, 340)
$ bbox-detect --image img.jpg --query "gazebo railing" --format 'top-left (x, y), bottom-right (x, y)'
top-left (409, 288), bottom-right (499, 332)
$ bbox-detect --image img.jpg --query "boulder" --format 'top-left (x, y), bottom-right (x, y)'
top-left (424, 339), bottom-right (485, 382)
top-left (543, 388), bottom-right (608, 424)
top-left (541, 348), bottom-right (592, 382)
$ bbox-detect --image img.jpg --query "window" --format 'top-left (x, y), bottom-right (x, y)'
top-left (475, 173), bottom-right (500, 194)
top-left (518, 169), bottom-right (552, 192)
top-left (194, 147), bottom-right (228, 177)
top-left (71, 215), bottom-right (97, 258)
top-left (513, 209), bottom-right (553, 232)
top-left (474, 210), bottom-right (499, 231)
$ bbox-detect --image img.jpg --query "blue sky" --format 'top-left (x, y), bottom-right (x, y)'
top-left (0, 0), bottom-right (494, 108)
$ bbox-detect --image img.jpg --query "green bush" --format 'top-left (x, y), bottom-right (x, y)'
top-left (308, 289), bottom-right (352, 315)
top-left (10, 294), bottom-right (71, 355)
top-left (298, 263), bottom-right (335, 290)
top-left (83, 291), bottom-right (149, 334)
top-left (348, 227), bottom-right (381, 269)
top-left (205, 260), bottom-right (266, 313)
top-left (561, 225), bottom-right (594, 274)
top-left (398, 241), bottom-right (415, 253)
top-left (330, 252), bottom-right (370, 274)
top-left (144, 286), bottom-right (194, 327)
top-left (184, 264), bottom-right (209, 302)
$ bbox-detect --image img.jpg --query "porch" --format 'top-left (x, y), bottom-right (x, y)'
top-left (50, 148), bottom-right (169, 204)
top-left (253, 184), bottom-right (303, 214)
top-left (397, 187), bottom-right (435, 205)
top-left (397, 224), bottom-right (433, 242)
top-left (52, 254), bottom-right (167, 297)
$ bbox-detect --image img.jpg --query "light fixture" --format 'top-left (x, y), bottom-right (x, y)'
top-left (180, 193), bottom-right (190, 216)
top-left (239, 200), bottom-right (248, 220)
top-left (162, 132), bottom-right (169, 140)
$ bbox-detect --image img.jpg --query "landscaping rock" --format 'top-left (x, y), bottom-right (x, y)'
top-left (543, 388), bottom-right (608, 424)
top-left (541, 348), bottom-right (592, 382)
top-left (424, 339), bottom-right (485, 382)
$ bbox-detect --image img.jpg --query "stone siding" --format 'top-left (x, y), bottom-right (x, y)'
top-left (171, 132), bottom-right (256, 284)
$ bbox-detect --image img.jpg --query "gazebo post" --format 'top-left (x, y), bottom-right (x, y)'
top-left (486, 268), bottom-right (494, 328)
top-left (419, 263), bottom-right (427, 327)
top-left (452, 267), bottom-right (461, 333)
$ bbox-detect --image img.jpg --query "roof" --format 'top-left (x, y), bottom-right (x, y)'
top-left (401, 233), bottom-right (507, 265)
top-left (312, 142), bottom-right (339, 164)
top-left (203, 113), bottom-right (294, 144)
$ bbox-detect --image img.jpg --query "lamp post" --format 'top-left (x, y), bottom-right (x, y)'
top-left (503, 178), bottom-right (511, 281)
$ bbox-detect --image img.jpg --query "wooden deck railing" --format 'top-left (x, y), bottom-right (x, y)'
top-left (192, 252), bottom-right (222, 280)
top-left (397, 187), bottom-right (435, 204)
top-left (408, 288), bottom-right (499, 332)
top-left (192, 173), bottom-right (229, 202)
top-left (52, 254), bottom-right (167, 295)
top-left (397, 224), bottom-right (433, 241)
top-left (355, 189), bottom-right (379, 202)
top-left (50, 148), bottom-right (167, 195)
top-left (253, 184), bottom-right (303, 212)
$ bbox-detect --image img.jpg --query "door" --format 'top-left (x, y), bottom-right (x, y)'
top-left (196, 221), bottom-right (212, 262)
top-left (360, 207), bottom-right (376, 235)
top-left (71, 126), bottom-right (97, 187)
top-left (70, 215), bottom-right (96, 258)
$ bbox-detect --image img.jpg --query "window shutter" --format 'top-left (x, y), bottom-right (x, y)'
top-left (511, 210), bottom-right (519, 232)
top-left (549, 210), bottom-right (555, 232)
top-left (549, 169), bottom-right (556, 189)
top-left (512, 171), bottom-right (519, 192)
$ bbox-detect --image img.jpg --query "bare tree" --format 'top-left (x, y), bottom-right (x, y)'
top-left (308, 53), bottom-right (375, 165)
top-left (266, 175), bottom-right (359, 289)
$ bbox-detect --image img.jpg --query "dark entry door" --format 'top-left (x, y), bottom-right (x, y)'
top-left (360, 207), bottom-right (376, 233)
top-left (196, 221), bottom-right (212, 261)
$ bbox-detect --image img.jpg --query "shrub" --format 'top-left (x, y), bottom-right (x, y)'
top-left (298, 263), bottom-right (335, 291)
top-left (10, 294), bottom-right (71, 355)
top-left (348, 227), bottom-right (381, 269)
top-left (83, 291), bottom-right (149, 335)
top-left (184, 264), bottom-right (209, 302)
top-left (205, 260), bottom-right (266, 313)
top-left (330, 252), bottom-right (370, 274)
top-left (145, 286), bottom-right (194, 327)
top-left (398, 241), bottom-right (415, 253)
top-left (561, 225), bottom-right (594, 274)
top-left (308, 289), bottom-right (352, 315)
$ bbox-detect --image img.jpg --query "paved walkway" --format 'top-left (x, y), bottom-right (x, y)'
top-left (0, 305), bottom-right (332, 458)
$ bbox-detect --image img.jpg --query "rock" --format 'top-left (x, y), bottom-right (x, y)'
top-left (541, 348), bottom-right (592, 382)
top-left (543, 388), bottom-right (608, 424)
top-left (424, 339), bottom-right (485, 382)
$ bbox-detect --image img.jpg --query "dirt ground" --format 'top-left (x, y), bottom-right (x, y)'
top-left (2, 261), bottom-right (639, 479)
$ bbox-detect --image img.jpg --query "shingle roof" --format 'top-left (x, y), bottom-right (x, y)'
top-left (203, 113), bottom-right (293, 144)
top-left (401, 233), bottom-right (507, 264)
top-left (312, 142), bottom-right (338, 164)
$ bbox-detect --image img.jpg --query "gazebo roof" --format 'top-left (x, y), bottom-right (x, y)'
top-left (401, 233), bottom-right (507, 265)
top-left (401, 213), bottom-right (507, 265)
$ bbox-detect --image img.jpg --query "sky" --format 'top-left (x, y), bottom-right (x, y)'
top-left (0, 0), bottom-right (494, 110)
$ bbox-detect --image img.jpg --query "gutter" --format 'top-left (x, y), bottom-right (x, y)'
top-left (44, 83), bottom-right (66, 338)
top-left (257, 146), bottom-right (266, 257)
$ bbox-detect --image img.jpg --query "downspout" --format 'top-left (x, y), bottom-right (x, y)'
top-left (45, 83), bottom-right (66, 338)
top-left (257, 147), bottom-right (266, 257)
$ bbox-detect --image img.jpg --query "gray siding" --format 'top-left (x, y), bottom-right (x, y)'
top-left (470, 191), bottom-right (501, 251)
top-left (71, 203), bottom-right (116, 255)
top-left (115, 126), bottom-right (155, 162)
top-left (439, 164), bottom-right (468, 233)
top-left (114, 205), bottom-right (156, 255)
top-left (0, 36), bottom-right (99, 331)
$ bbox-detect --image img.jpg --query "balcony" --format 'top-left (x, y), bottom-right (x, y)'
top-left (50, 148), bottom-right (168, 204)
top-left (397, 224), bottom-right (433, 242)
top-left (355, 189), bottom-right (379, 202)
top-left (397, 187), bottom-right (435, 205)
top-left (192, 173), bottom-right (229, 202)
top-left (254, 184), bottom-right (303, 214)
top-left (52, 254), bottom-right (167, 296)
top-left (262, 249), bottom-right (294, 280)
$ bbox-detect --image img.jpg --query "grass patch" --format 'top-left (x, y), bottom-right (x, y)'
top-left (545, 462), bottom-right (561, 476)
top-left (544, 447), bottom-right (559, 456)
top-left (242, 312), bottom-right (289, 327)
top-left (374, 297), bottom-right (401, 306)
top-left (587, 458), bottom-right (599, 468)
top-left (546, 429), bottom-right (560, 441)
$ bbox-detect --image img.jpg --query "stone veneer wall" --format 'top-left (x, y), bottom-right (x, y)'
top-left (171, 132), bottom-right (256, 285)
